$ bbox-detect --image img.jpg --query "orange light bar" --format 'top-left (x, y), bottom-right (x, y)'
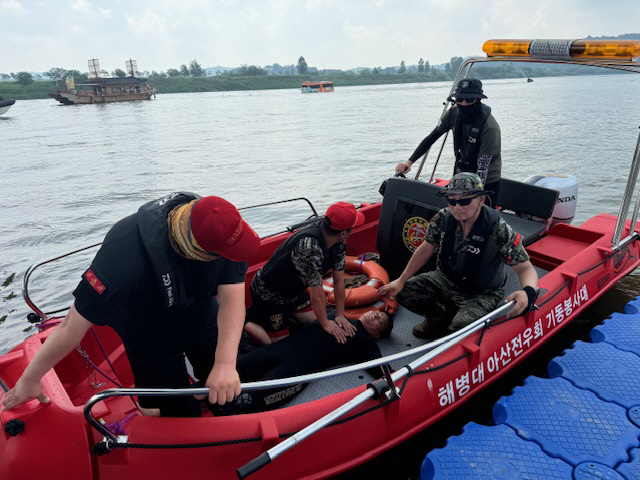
top-left (570, 40), bottom-right (640, 60)
top-left (482, 40), bottom-right (532, 57)
top-left (483, 39), bottom-right (640, 61)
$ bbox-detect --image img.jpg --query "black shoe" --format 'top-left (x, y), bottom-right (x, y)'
top-left (412, 316), bottom-right (448, 339)
top-left (412, 319), bottom-right (433, 339)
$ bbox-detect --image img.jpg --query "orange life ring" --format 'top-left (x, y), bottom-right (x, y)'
top-left (343, 297), bottom-right (398, 321)
top-left (323, 256), bottom-right (389, 307)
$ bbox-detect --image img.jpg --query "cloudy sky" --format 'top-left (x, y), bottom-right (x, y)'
top-left (2, 0), bottom-right (639, 74)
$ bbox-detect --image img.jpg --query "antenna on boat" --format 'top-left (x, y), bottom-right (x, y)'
top-left (88, 59), bottom-right (101, 79)
top-left (125, 59), bottom-right (139, 77)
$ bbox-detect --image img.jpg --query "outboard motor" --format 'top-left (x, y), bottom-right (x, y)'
top-left (524, 174), bottom-right (578, 225)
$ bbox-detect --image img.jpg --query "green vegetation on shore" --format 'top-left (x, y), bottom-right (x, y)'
top-left (1, 73), bottom-right (453, 100)
top-left (149, 72), bottom-right (453, 94)
top-left (3, 34), bottom-right (638, 101)
top-left (0, 62), bottom-right (623, 101)
top-left (0, 80), bottom-right (58, 100)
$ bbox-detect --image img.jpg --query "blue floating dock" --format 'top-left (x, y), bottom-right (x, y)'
top-left (421, 422), bottom-right (573, 480)
top-left (421, 296), bottom-right (640, 480)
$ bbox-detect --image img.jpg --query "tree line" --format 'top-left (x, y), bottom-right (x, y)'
top-left (3, 30), bottom-right (639, 85)
top-left (0, 55), bottom-right (465, 86)
top-left (1, 50), bottom-right (624, 91)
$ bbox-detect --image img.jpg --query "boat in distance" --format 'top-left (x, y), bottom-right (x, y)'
top-left (301, 80), bottom-right (334, 93)
top-left (50, 58), bottom-right (155, 105)
top-left (0, 97), bottom-right (16, 115)
top-left (2, 38), bottom-right (640, 480)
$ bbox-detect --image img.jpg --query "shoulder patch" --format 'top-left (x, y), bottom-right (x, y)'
top-left (83, 269), bottom-right (107, 295)
top-left (513, 232), bottom-right (522, 247)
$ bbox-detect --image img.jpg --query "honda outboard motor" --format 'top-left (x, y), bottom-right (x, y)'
top-left (524, 175), bottom-right (578, 225)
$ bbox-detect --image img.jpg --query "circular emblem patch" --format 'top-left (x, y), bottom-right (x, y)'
top-left (402, 216), bottom-right (429, 252)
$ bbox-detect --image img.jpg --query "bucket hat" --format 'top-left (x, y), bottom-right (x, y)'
top-left (447, 78), bottom-right (488, 101)
top-left (438, 172), bottom-right (493, 197)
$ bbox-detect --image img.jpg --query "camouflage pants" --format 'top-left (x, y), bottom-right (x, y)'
top-left (397, 269), bottom-right (504, 332)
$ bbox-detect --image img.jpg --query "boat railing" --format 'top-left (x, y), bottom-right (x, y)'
top-left (22, 242), bottom-right (102, 320)
top-left (613, 127), bottom-right (640, 248)
top-left (238, 196), bottom-right (320, 234)
top-left (22, 197), bottom-right (320, 321)
top-left (84, 301), bottom-right (515, 444)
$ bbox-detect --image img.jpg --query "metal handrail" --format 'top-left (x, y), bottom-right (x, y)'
top-left (22, 242), bottom-right (102, 320)
top-left (84, 301), bottom-right (515, 444)
top-left (628, 187), bottom-right (640, 236)
top-left (613, 127), bottom-right (640, 247)
top-left (238, 196), bottom-right (318, 217)
top-left (239, 300), bottom-right (514, 477)
top-left (21, 197), bottom-right (319, 320)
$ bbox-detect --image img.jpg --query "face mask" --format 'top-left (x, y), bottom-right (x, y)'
top-left (458, 101), bottom-right (481, 123)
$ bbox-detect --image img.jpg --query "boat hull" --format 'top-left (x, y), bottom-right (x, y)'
top-left (55, 92), bottom-right (152, 104)
top-left (1, 201), bottom-right (639, 479)
top-left (0, 99), bottom-right (15, 115)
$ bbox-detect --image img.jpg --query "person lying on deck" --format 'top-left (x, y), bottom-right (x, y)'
top-left (217, 309), bottom-right (393, 415)
top-left (378, 172), bottom-right (538, 340)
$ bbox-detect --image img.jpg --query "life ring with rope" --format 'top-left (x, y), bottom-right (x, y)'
top-left (323, 256), bottom-right (390, 307)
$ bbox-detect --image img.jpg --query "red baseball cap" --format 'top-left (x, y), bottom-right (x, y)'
top-left (190, 196), bottom-right (261, 262)
top-left (324, 202), bottom-right (365, 231)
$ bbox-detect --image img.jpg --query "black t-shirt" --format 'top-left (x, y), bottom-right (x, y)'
top-left (237, 320), bottom-right (381, 382)
top-left (73, 212), bottom-right (247, 329)
top-left (210, 318), bottom-right (383, 415)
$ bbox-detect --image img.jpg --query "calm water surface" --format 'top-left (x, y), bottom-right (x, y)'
top-left (1, 74), bottom-right (640, 477)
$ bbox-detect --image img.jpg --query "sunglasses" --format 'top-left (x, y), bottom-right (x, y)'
top-left (455, 98), bottom-right (477, 104)
top-left (446, 197), bottom-right (474, 207)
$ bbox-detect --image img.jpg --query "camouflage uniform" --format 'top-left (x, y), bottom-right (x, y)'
top-left (398, 172), bottom-right (529, 334)
top-left (249, 236), bottom-right (346, 335)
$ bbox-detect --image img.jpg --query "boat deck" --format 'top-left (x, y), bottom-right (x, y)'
top-left (421, 296), bottom-right (640, 480)
top-left (289, 264), bottom-right (549, 406)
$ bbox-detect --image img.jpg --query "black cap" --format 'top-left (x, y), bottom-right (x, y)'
top-left (447, 78), bottom-right (488, 101)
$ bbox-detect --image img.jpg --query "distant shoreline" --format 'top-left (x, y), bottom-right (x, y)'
top-left (0, 74), bottom-right (450, 100)
top-left (0, 67), bottom-right (618, 100)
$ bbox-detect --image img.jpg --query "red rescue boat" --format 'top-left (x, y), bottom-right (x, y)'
top-left (2, 38), bottom-right (640, 480)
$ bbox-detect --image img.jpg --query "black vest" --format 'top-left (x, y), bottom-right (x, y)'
top-left (136, 192), bottom-right (200, 309)
top-left (438, 206), bottom-right (506, 293)
top-left (260, 221), bottom-right (339, 296)
top-left (452, 103), bottom-right (492, 174)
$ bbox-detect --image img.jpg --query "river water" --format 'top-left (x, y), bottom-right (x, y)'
top-left (2, 73), bottom-right (640, 477)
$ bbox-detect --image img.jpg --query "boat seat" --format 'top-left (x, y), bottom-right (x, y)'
top-left (495, 178), bottom-right (559, 245)
top-left (498, 214), bottom-right (547, 246)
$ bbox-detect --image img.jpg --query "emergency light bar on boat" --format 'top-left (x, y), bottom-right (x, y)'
top-left (482, 39), bottom-right (640, 61)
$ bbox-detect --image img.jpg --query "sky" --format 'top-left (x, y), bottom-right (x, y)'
top-left (1, 0), bottom-right (639, 74)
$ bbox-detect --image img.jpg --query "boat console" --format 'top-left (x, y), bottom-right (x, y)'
top-left (377, 176), bottom-right (559, 279)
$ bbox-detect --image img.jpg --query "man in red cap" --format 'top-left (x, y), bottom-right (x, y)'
top-left (244, 202), bottom-right (365, 345)
top-left (2, 192), bottom-right (260, 417)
